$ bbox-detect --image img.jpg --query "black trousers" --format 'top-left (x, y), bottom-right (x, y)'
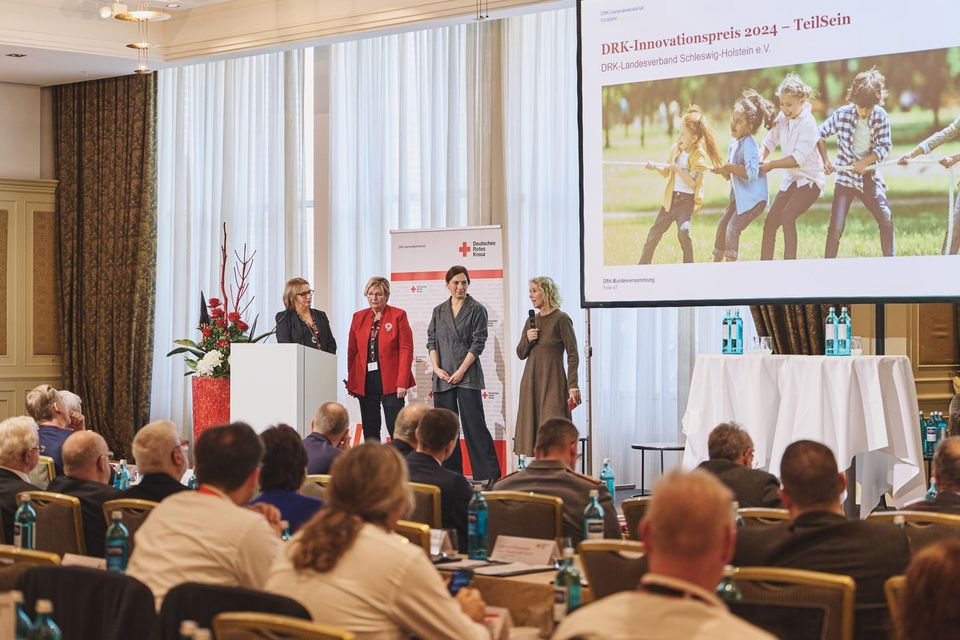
top-left (760, 182), bottom-right (821, 260)
top-left (358, 369), bottom-right (405, 442)
top-left (433, 387), bottom-right (501, 481)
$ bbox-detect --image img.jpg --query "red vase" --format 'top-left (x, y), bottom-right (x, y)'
top-left (191, 376), bottom-right (231, 443)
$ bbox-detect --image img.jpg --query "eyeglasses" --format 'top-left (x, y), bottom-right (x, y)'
top-left (31, 445), bottom-right (45, 454)
top-left (297, 289), bottom-right (315, 297)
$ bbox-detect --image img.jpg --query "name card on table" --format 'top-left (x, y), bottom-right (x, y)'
top-left (489, 536), bottom-right (560, 566)
top-left (430, 529), bottom-right (456, 557)
top-left (62, 554), bottom-right (107, 570)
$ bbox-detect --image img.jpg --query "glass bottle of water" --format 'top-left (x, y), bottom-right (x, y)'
top-left (926, 477), bottom-right (939, 502)
top-left (733, 310), bottom-right (744, 354)
top-left (926, 414), bottom-right (939, 458)
top-left (518, 454), bottom-right (526, 471)
top-left (11, 590), bottom-right (33, 640)
top-left (14, 495), bottom-right (37, 550)
top-left (582, 489), bottom-right (604, 540)
top-left (467, 487), bottom-right (488, 560)
top-left (721, 309), bottom-right (731, 354)
top-left (29, 599), bottom-right (61, 640)
top-left (825, 307), bottom-right (837, 356)
top-left (837, 307), bottom-right (851, 355)
top-left (732, 500), bottom-right (745, 528)
top-left (187, 470), bottom-right (199, 490)
top-left (280, 520), bottom-right (291, 542)
top-left (716, 565), bottom-right (743, 602)
top-left (114, 459), bottom-right (130, 490)
top-left (553, 547), bottom-right (582, 623)
top-left (599, 458), bottom-right (615, 499)
top-left (105, 511), bottom-right (130, 573)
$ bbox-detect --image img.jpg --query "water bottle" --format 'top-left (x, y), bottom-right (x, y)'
top-left (553, 547), bottom-right (582, 622)
top-left (280, 520), bottom-right (291, 542)
top-left (732, 310), bottom-right (744, 354)
top-left (14, 495), bottom-right (37, 550)
top-left (29, 599), bottom-right (61, 640)
top-left (114, 459), bottom-right (130, 490)
top-left (187, 470), bottom-right (199, 490)
top-left (582, 489), bottom-right (604, 540)
top-left (518, 454), bottom-right (527, 471)
top-left (721, 310), bottom-right (731, 354)
top-left (937, 412), bottom-right (949, 443)
top-left (837, 307), bottom-right (851, 355)
top-left (178, 620), bottom-right (198, 640)
top-left (467, 487), bottom-right (488, 560)
top-left (599, 458), bottom-right (615, 499)
top-left (12, 590), bottom-right (33, 640)
top-left (825, 307), bottom-right (837, 356)
top-left (105, 511), bottom-right (130, 573)
top-left (716, 565), bottom-right (743, 602)
top-left (926, 413), bottom-right (939, 458)
top-left (919, 412), bottom-right (929, 457)
top-left (732, 500), bottom-right (745, 528)
top-left (926, 477), bottom-right (939, 502)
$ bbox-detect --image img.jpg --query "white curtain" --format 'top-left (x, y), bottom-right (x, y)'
top-left (151, 50), bottom-right (310, 430)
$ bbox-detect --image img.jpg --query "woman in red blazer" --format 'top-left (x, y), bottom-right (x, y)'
top-left (347, 277), bottom-right (416, 442)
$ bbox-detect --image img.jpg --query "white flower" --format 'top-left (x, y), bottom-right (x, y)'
top-left (196, 349), bottom-right (225, 376)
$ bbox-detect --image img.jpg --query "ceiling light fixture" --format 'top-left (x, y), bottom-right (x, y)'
top-left (112, 2), bottom-right (170, 74)
top-left (5, 53), bottom-right (27, 58)
top-left (166, 3), bottom-right (181, 7)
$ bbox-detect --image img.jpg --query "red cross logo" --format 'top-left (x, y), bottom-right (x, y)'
top-left (458, 241), bottom-right (470, 257)
top-left (410, 286), bottom-right (416, 293)
top-left (482, 392), bottom-right (488, 399)
top-left (428, 391), bottom-right (434, 398)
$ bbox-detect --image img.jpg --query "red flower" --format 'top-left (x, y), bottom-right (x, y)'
top-left (210, 307), bottom-right (225, 318)
top-left (207, 298), bottom-right (221, 308)
top-left (215, 339), bottom-right (229, 348)
top-left (227, 311), bottom-right (240, 322)
top-left (201, 325), bottom-right (213, 338)
top-left (236, 320), bottom-right (249, 331)
top-left (215, 318), bottom-right (226, 328)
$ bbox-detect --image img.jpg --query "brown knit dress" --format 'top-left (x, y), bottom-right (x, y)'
top-left (514, 310), bottom-right (580, 456)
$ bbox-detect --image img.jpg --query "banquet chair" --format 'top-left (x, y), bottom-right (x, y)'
top-left (394, 520), bottom-right (431, 555)
top-left (214, 612), bottom-right (356, 640)
top-left (28, 456), bottom-right (56, 490)
top-left (102, 498), bottom-right (158, 553)
top-left (731, 566), bottom-right (855, 640)
top-left (867, 511), bottom-right (960, 552)
top-left (473, 575), bottom-right (555, 628)
top-left (482, 491), bottom-right (563, 549)
top-left (578, 539), bottom-right (647, 599)
top-left (620, 497), bottom-right (652, 540)
top-left (408, 483), bottom-right (442, 529)
top-left (16, 491), bottom-right (84, 556)
top-left (300, 475), bottom-right (327, 500)
top-left (883, 575), bottom-right (905, 626)
top-left (739, 508), bottom-right (791, 527)
top-left (0, 544), bottom-right (60, 567)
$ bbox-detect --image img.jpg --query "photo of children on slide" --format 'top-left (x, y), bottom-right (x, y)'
top-left (602, 47), bottom-right (960, 265)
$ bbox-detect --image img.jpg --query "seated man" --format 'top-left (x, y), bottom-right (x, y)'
top-left (907, 436), bottom-right (960, 514)
top-left (494, 417), bottom-right (618, 543)
top-left (554, 470), bottom-right (772, 640)
top-left (304, 402), bottom-right (350, 474)
top-left (25, 384), bottom-right (85, 476)
top-left (0, 416), bottom-right (40, 544)
top-left (48, 431), bottom-right (120, 557)
top-left (697, 422), bottom-right (782, 508)
top-left (388, 403), bottom-right (428, 457)
top-left (734, 440), bottom-right (910, 640)
top-left (127, 422), bottom-right (281, 609)
top-left (405, 408), bottom-right (472, 551)
top-left (123, 420), bottom-right (188, 502)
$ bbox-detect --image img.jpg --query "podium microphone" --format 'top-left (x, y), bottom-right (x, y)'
top-left (528, 309), bottom-right (537, 343)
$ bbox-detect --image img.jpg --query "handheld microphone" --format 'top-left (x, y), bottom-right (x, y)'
top-left (528, 309), bottom-right (537, 343)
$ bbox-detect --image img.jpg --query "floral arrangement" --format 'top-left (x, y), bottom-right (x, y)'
top-left (167, 224), bottom-right (270, 378)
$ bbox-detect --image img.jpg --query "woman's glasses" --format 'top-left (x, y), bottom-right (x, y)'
top-left (297, 289), bottom-right (315, 297)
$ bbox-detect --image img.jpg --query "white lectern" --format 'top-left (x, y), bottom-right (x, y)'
top-left (230, 343), bottom-right (338, 436)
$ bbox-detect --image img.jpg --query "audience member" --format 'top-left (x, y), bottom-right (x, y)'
top-left (304, 402), bottom-right (350, 474)
top-left (265, 443), bottom-right (488, 639)
top-left (907, 436), bottom-right (960, 514)
top-left (128, 422), bottom-right (282, 609)
top-left (47, 431), bottom-right (120, 557)
top-left (949, 393), bottom-right (960, 437)
top-left (250, 424), bottom-right (323, 533)
top-left (25, 384), bottom-right (84, 475)
top-left (0, 416), bottom-right (40, 544)
top-left (494, 417), bottom-right (618, 542)
top-left (122, 420), bottom-right (189, 502)
top-left (894, 539), bottom-right (960, 640)
top-left (697, 422), bottom-right (782, 508)
top-left (554, 470), bottom-right (772, 640)
top-left (734, 440), bottom-right (909, 640)
top-left (405, 408), bottom-right (473, 551)
top-left (388, 403), bottom-right (429, 457)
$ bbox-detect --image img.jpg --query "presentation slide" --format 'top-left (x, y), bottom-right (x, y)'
top-left (579, 0), bottom-right (960, 307)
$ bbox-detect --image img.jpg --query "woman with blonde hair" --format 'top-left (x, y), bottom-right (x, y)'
top-left (275, 277), bottom-right (336, 354)
top-left (265, 443), bottom-right (488, 639)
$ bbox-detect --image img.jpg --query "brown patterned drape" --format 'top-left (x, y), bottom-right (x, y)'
top-left (54, 74), bottom-right (157, 459)
top-left (750, 304), bottom-right (835, 356)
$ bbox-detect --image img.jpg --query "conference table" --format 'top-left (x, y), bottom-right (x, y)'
top-left (681, 354), bottom-right (926, 517)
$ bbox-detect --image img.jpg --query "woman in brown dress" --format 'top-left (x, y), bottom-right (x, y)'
top-left (514, 277), bottom-right (580, 457)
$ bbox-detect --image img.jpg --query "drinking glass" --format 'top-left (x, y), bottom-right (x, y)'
top-left (759, 336), bottom-right (773, 355)
top-left (851, 336), bottom-right (863, 357)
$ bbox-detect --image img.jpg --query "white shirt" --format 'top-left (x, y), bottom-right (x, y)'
top-left (852, 118), bottom-right (872, 159)
top-left (672, 151), bottom-right (695, 194)
top-left (127, 487), bottom-right (281, 610)
top-left (553, 573), bottom-right (774, 640)
top-left (265, 523), bottom-right (489, 640)
top-left (762, 102), bottom-right (825, 191)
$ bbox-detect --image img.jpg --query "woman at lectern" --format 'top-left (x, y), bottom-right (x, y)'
top-left (275, 277), bottom-right (337, 354)
top-left (346, 277), bottom-right (415, 442)
top-left (514, 276), bottom-right (580, 457)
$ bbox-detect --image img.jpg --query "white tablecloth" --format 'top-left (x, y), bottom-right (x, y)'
top-left (681, 354), bottom-right (926, 517)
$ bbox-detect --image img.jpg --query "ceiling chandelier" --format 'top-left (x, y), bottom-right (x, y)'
top-left (99, 2), bottom-right (171, 74)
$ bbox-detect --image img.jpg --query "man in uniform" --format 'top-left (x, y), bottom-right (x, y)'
top-left (494, 417), bottom-right (619, 543)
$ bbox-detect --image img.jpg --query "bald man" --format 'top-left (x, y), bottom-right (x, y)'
top-left (388, 403), bottom-right (430, 457)
top-left (48, 431), bottom-right (120, 557)
top-left (304, 402), bottom-right (350, 474)
top-left (124, 420), bottom-right (189, 502)
top-left (555, 470), bottom-right (772, 640)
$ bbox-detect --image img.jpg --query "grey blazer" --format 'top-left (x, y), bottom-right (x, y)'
top-left (426, 295), bottom-right (488, 392)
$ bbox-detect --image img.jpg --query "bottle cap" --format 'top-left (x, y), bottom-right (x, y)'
top-left (893, 515), bottom-right (905, 527)
top-left (112, 510), bottom-right (122, 520)
top-left (179, 620), bottom-right (198, 636)
top-left (588, 488), bottom-right (598, 497)
top-left (603, 457), bottom-right (610, 464)
top-left (732, 500), bottom-right (740, 511)
top-left (119, 459), bottom-right (127, 465)
top-left (563, 547), bottom-right (575, 558)
top-left (723, 564), bottom-right (736, 577)
top-left (36, 599), bottom-right (53, 614)
top-left (21, 495), bottom-right (31, 503)
top-left (280, 520), bottom-right (290, 530)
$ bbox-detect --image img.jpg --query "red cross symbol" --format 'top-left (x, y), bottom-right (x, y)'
top-left (482, 391), bottom-right (488, 399)
top-left (410, 286), bottom-right (416, 293)
top-left (428, 391), bottom-right (434, 398)
top-left (458, 241), bottom-right (470, 257)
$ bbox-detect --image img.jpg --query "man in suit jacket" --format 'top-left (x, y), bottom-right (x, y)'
top-left (734, 440), bottom-right (910, 640)
top-left (697, 422), bottom-right (782, 509)
top-left (388, 404), bottom-right (428, 458)
top-left (303, 402), bottom-right (350, 474)
top-left (907, 436), bottom-right (960, 514)
top-left (0, 416), bottom-right (40, 544)
top-left (123, 420), bottom-right (188, 503)
top-left (48, 431), bottom-right (120, 557)
top-left (406, 408), bottom-right (473, 551)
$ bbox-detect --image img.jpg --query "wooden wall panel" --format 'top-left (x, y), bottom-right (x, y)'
top-left (31, 210), bottom-right (60, 356)
top-left (0, 209), bottom-right (7, 356)
top-left (918, 304), bottom-right (958, 367)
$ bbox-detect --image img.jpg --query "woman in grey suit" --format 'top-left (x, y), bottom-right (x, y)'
top-left (426, 266), bottom-right (501, 481)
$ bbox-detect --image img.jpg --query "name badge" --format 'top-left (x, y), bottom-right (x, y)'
top-left (367, 361), bottom-right (379, 372)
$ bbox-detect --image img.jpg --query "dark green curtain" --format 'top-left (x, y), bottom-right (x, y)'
top-left (54, 73), bottom-right (157, 459)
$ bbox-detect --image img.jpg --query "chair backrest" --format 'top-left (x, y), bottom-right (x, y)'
top-left (884, 575), bottom-right (905, 628)
top-left (300, 477), bottom-right (326, 501)
top-left (868, 510), bottom-right (960, 552)
top-left (739, 508), bottom-right (792, 527)
top-left (158, 582), bottom-right (311, 640)
top-left (16, 491), bottom-right (84, 556)
top-left (214, 612), bottom-right (356, 640)
top-left (732, 566), bottom-right (856, 640)
top-left (0, 544), bottom-right (60, 567)
top-left (394, 520), bottom-right (431, 555)
top-left (578, 539), bottom-right (647, 599)
top-left (102, 498), bottom-right (158, 553)
top-left (482, 491), bottom-right (563, 548)
top-left (408, 483), bottom-right (442, 529)
top-left (28, 457), bottom-right (56, 490)
top-left (620, 497), bottom-right (651, 541)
